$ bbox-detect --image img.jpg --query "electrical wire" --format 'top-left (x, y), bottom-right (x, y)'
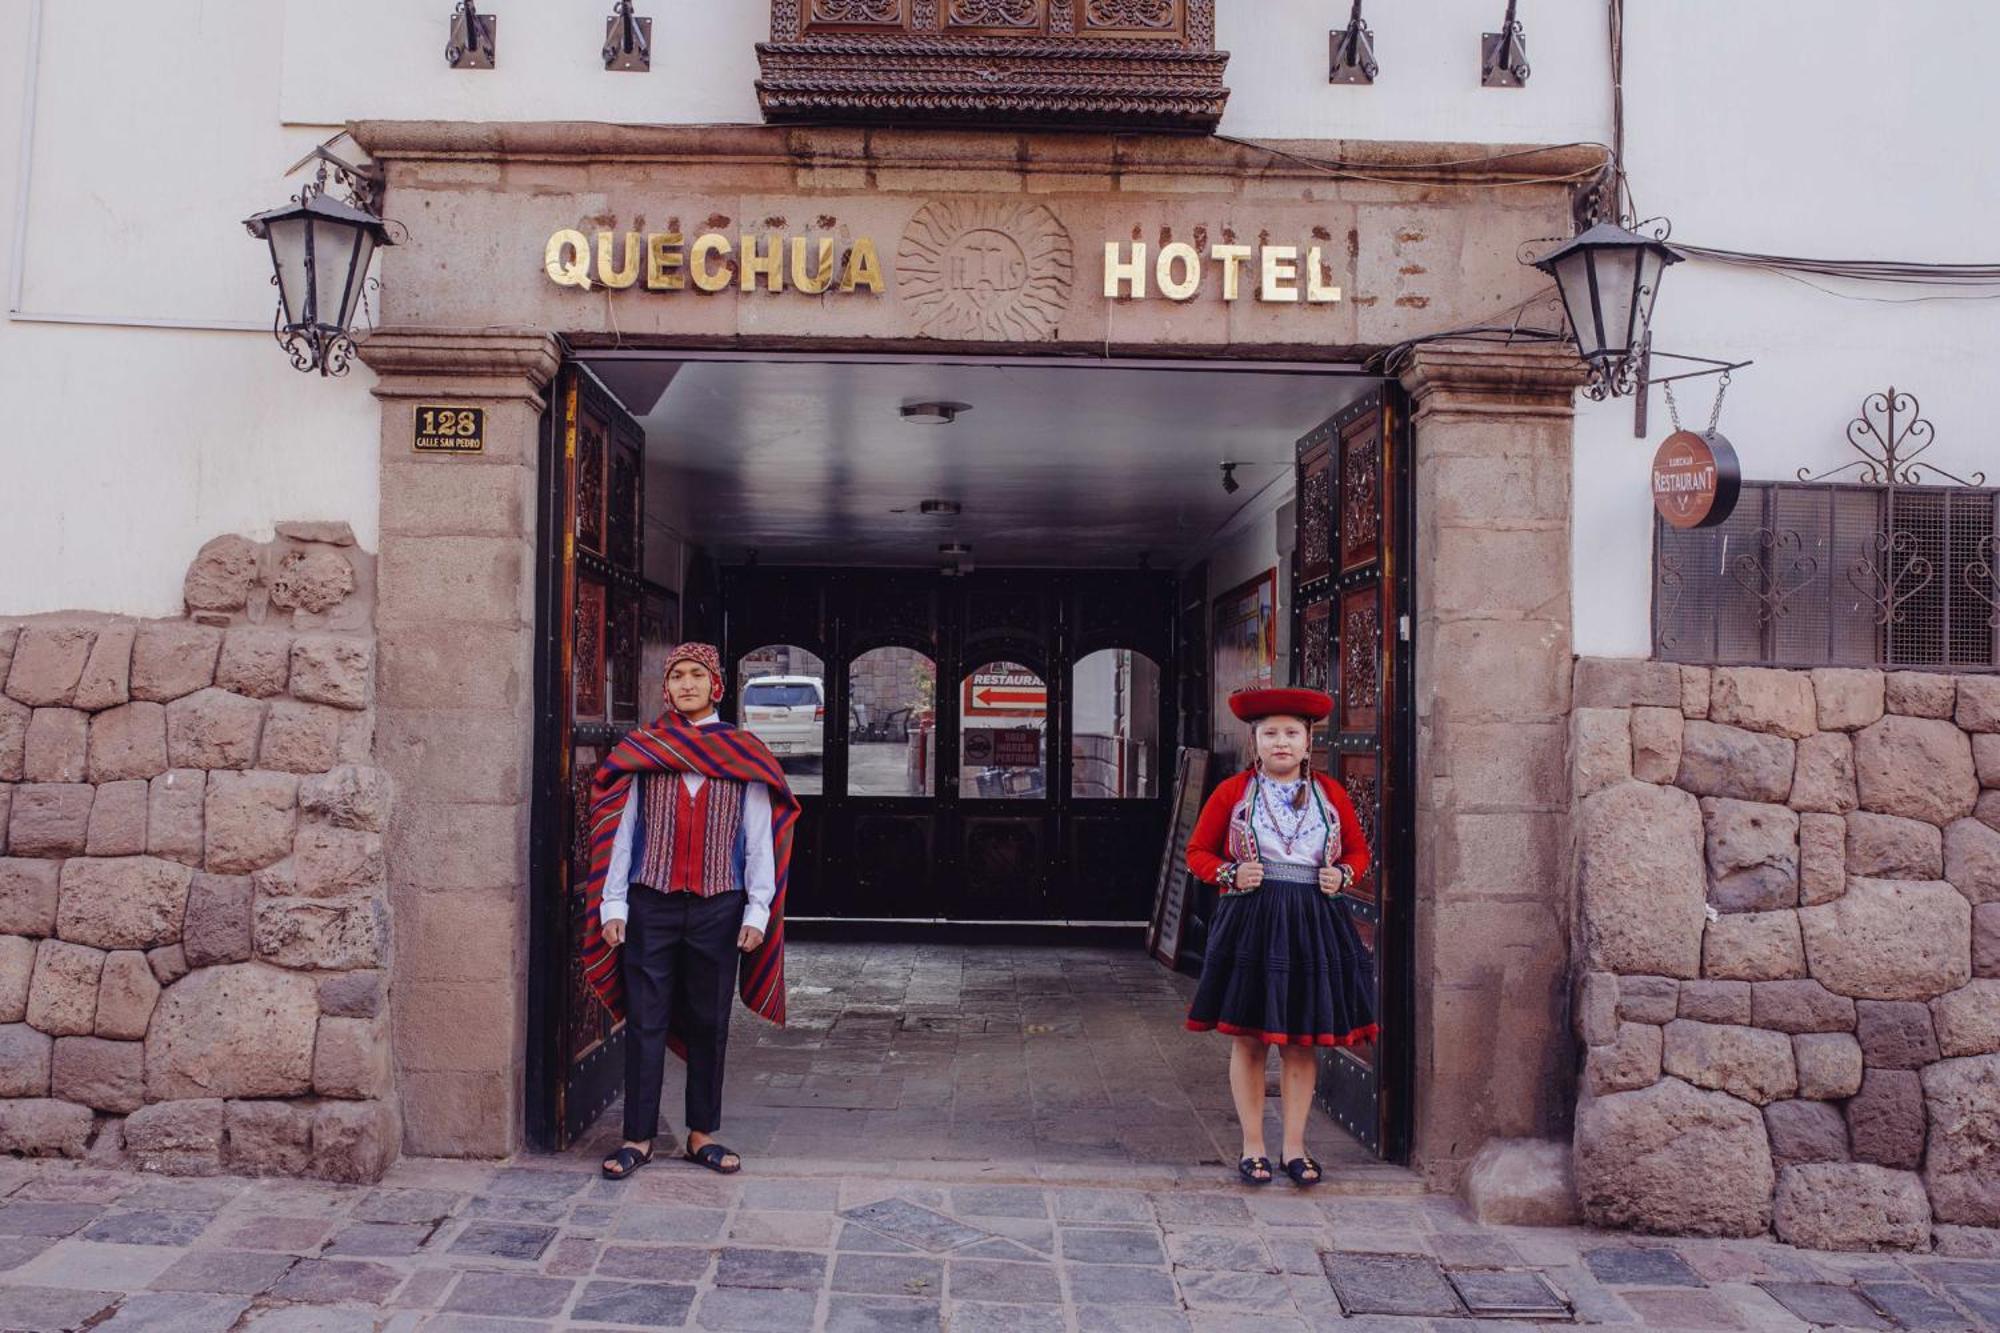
top-left (1214, 134), bottom-right (1612, 189)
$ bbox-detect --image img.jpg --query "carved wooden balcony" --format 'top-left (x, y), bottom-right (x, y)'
top-left (757, 1), bottom-right (1229, 132)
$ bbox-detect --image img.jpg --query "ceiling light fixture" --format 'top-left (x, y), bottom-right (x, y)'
top-left (919, 499), bottom-right (963, 516)
top-left (901, 401), bottom-right (970, 425)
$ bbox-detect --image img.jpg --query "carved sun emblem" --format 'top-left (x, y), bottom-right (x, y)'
top-left (897, 200), bottom-right (1074, 340)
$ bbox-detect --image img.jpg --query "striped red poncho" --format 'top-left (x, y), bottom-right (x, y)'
top-left (578, 713), bottom-right (800, 1034)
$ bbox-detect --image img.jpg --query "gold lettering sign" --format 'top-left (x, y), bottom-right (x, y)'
top-left (544, 228), bottom-right (884, 296)
top-left (413, 405), bottom-right (485, 454)
top-left (1102, 240), bottom-right (1344, 303)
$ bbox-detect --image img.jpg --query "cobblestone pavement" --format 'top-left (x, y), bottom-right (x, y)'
top-left (1, 944), bottom-right (1997, 1331)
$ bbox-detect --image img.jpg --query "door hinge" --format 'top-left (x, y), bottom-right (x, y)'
top-left (1398, 614), bottom-right (1411, 642)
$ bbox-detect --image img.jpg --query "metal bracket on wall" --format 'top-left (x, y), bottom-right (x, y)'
top-left (604, 1), bottom-right (652, 72)
top-left (1329, 1), bottom-right (1378, 85)
top-left (1481, 0), bottom-right (1530, 87)
top-left (1633, 343), bottom-right (1756, 438)
top-left (447, 1), bottom-right (497, 70)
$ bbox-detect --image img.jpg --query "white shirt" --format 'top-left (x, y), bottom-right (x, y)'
top-left (599, 715), bottom-right (779, 934)
top-left (1249, 777), bottom-right (1330, 868)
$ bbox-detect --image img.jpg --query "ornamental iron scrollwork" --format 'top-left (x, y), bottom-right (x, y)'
top-left (1655, 549), bottom-right (1684, 651)
top-left (1799, 387), bottom-right (1987, 488)
top-left (1728, 528), bottom-right (1820, 625)
top-left (1846, 528), bottom-right (1934, 629)
top-left (1966, 534), bottom-right (2000, 629)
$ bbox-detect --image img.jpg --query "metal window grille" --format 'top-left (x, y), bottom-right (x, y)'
top-left (1654, 480), bottom-right (2000, 671)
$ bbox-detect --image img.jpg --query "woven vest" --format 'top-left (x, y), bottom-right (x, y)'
top-left (633, 771), bottom-right (746, 896)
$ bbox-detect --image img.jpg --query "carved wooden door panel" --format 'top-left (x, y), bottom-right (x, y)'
top-left (1292, 387), bottom-right (1412, 1161)
top-left (540, 366), bottom-right (656, 1150)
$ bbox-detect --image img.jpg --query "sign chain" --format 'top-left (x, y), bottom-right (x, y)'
top-left (1663, 372), bottom-right (1731, 438)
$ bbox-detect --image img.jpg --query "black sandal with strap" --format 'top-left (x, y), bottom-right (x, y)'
top-left (602, 1143), bottom-right (654, 1180)
top-left (1238, 1156), bottom-right (1274, 1186)
top-left (685, 1142), bottom-right (742, 1175)
top-left (1284, 1155), bottom-right (1322, 1187)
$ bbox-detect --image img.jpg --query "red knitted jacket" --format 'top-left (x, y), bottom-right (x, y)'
top-left (1184, 770), bottom-right (1371, 886)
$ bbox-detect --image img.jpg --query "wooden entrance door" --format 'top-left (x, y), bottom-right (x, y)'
top-left (1292, 388), bottom-right (1414, 1161)
top-left (529, 366), bottom-right (679, 1151)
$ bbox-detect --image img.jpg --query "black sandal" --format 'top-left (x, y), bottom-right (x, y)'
top-left (1238, 1156), bottom-right (1274, 1186)
top-left (685, 1142), bottom-right (742, 1175)
top-left (602, 1143), bottom-right (654, 1179)
top-left (1284, 1155), bottom-right (1322, 1187)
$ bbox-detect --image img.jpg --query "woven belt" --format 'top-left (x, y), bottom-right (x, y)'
top-left (1257, 863), bottom-right (1322, 886)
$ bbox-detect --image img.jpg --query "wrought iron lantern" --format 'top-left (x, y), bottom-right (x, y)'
top-left (1530, 221), bottom-right (1684, 400)
top-left (243, 150), bottom-right (395, 377)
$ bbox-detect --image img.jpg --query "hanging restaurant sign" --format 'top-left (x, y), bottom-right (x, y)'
top-left (1651, 429), bottom-right (1741, 530)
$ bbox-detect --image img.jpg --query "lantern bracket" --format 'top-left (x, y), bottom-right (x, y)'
top-left (1481, 0), bottom-right (1530, 88)
top-left (280, 142), bottom-right (387, 219)
top-left (1330, 1), bottom-right (1378, 85)
top-left (604, 1), bottom-right (652, 71)
top-left (447, 1), bottom-right (497, 70)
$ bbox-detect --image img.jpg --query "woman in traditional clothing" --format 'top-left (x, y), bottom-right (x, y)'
top-left (1184, 687), bottom-right (1376, 1187)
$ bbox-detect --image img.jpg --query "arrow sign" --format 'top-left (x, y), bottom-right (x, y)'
top-left (975, 687), bottom-right (1045, 706)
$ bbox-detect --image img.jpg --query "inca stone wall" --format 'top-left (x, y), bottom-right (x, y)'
top-left (0, 525), bottom-right (397, 1181)
top-left (1569, 658), bottom-right (2000, 1254)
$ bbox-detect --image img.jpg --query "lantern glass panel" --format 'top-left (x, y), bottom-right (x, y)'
top-left (311, 221), bottom-right (361, 334)
top-left (1551, 249), bottom-right (1602, 361)
top-left (1634, 245), bottom-right (1668, 340)
top-left (264, 216), bottom-right (311, 328)
top-left (1590, 244), bottom-right (1642, 362)
top-left (339, 232), bottom-right (378, 334)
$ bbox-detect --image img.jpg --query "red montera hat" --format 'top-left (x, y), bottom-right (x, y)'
top-left (1229, 687), bottom-right (1334, 724)
top-left (663, 642), bottom-right (726, 704)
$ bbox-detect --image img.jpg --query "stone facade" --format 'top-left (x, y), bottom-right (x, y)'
top-left (0, 527), bottom-right (397, 1181)
top-left (1571, 660), bottom-right (2000, 1253)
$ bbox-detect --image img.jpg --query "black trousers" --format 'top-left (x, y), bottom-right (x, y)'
top-left (621, 884), bottom-right (744, 1140)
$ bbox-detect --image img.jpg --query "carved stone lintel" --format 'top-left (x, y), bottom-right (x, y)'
top-left (1398, 344), bottom-right (1590, 419)
top-left (356, 328), bottom-right (564, 403)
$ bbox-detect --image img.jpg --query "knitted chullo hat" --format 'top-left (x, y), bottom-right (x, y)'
top-left (662, 642), bottom-right (726, 705)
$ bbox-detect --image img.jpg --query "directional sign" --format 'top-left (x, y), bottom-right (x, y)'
top-left (964, 668), bottom-right (1047, 717)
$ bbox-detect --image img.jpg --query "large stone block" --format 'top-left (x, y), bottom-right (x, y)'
top-left (6, 625), bottom-right (95, 706)
top-left (0, 935), bottom-right (35, 1022)
top-left (291, 637), bottom-right (373, 710)
top-left (1857, 1001), bottom-right (1941, 1070)
top-left (317, 969), bottom-right (384, 1018)
top-left (260, 702), bottom-right (342, 774)
top-left (1794, 1032), bottom-right (1864, 1100)
top-left (1630, 706), bottom-right (1683, 784)
top-left (1616, 975), bottom-right (1680, 1025)
top-left (1586, 1022), bottom-right (1663, 1095)
top-left (1982, 789), bottom-right (2000, 832)
top-left (1790, 732), bottom-right (1857, 815)
top-left (9, 783), bottom-right (93, 857)
top-left (73, 623), bottom-right (135, 711)
top-left (1853, 715), bottom-right (1978, 826)
top-left (1764, 1099), bottom-right (1850, 1171)
top-left (1570, 708), bottom-right (1630, 799)
top-left (26, 938), bottom-right (104, 1035)
top-left (1801, 877), bottom-right (1971, 1001)
top-left (0, 1097), bottom-right (92, 1158)
top-left (1662, 1018), bottom-right (1797, 1104)
top-left (1702, 798), bottom-right (1798, 912)
top-left (1678, 979), bottom-right (1751, 1025)
top-left (313, 1015), bottom-right (392, 1098)
top-left (270, 548), bottom-right (356, 616)
top-left (311, 1098), bottom-right (400, 1183)
top-left (1847, 811), bottom-right (1943, 880)
top-left (85, 701), bottom-right (168, 784)
top-left (182, 534), bottom-right (260, 613)
top-left (203, 771), bottom-right (298, 874)
top-left (254, 897), bottom-right (386, 971)
top-left (0, 1022), bottom-right (53, 1095)
top-left (24, 709), bottom-right (88, 783)
top-left (50, 1035), bottom-right (143, 1112)
top-left (1959, 677), bottom-right (2000, 733)
top-left (181, 873), bottom-right (252, 968)
top-left (1775, 1163), bottom-right (1930, 1252)
top-left (84, 779), bottom-right (149, 857)
top-left (55, 856), bottom-right (192, 950)
top-left (1458, 1137), bottom-right (1578, 1226)
top-left (1812, 668), bottom-right (1886, 732)
top-left (1885, 671), bottom-right (1955, 719)
top-left (1577, 781), bottom-right (1707, 979)
top-left (1947, 817), bottom-right (2000, 904)
top-left (1681, 665), bottom-right (1711, 719)
top-left (124, 1098), bottom-right (224, 1176)
top-left (1574, 971), bottom-right (1618, 1046)
top-left (130, 623), bottom-right (222, 703)
top-left (146, 942), bottom-right (187, 987)
top-left (0, 696), bottom-right (26, 781)
top-left (1574, 1076), bottom-right (1774, 1236)
top-left (1703, 910), bottom-right (1806, 982)
top-left (0, 785), bottom-right (9, 852)
top-left (292, 827), bottom-right (384, 899)
top-left (1573, 658), bottom-right (1683, 710)
top-left (166, 688), bottom-right (264, 771)
top-left (1922, 1054), bottom-right (2000, 1224)
top-left (146, 769), bottom-right (205, 866)
top-left (1710, 667), bottom-right (1818, 740)
top-left (0, 857), bottom-right (61, 935)
top-left (94, 950), bottom-right (160, 1040)
top-left (215, 628), bottom-right (292, 699)
top-left (1933, 980), bottom-right (2000, 1058)
top-left (1849, 1067), bottom-right (1927, 1169)
top-left (143, 962), bottom-right (318, 1100)
top-left (1751, 980), bottom-right (1855, 1034)
top-left (1676, 721), bottom-right (1794, 803)
top-left (225, 1099), bottom-right (314, 1176)
top-left (1979, 904), bottom-right (2000, 979)
top-left (1977, 734), bottom-right (2000, 789)
top-left (299, 766), bottom-right (392, 833)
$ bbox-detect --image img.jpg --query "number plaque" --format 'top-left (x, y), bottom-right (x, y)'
top-left (413, 405), bottom-right (486, 453)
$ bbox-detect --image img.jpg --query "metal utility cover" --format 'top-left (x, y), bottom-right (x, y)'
top-left (1448, 1269), bottom-right (1572, 1320)
top-left (1321, 1252), bottom-right (1466, 1318)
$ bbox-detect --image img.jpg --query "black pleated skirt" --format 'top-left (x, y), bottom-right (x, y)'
top-left (1185, 866), bottom-right (1377, 1047)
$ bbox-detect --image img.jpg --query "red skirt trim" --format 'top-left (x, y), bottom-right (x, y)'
top-left (1186, 1019), bottom-right (1380, 1048)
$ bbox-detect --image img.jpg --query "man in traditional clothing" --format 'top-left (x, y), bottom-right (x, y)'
top-left (580, 642), bottom-right (799, 1179)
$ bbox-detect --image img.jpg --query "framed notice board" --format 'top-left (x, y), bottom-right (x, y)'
top-left (1148, 747), bottom-right (1210, 970)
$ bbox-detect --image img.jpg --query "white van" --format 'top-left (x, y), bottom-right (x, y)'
top-left (740, 675), bottom-right (826, 760)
